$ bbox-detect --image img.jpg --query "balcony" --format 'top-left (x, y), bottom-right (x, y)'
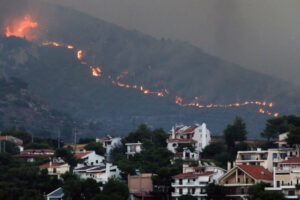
top-left (171, 192), bottom-right (207, 197)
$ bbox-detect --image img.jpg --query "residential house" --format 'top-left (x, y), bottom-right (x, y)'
top-left (75, 151), bottom-right (105, 167)
top-left (45, 187), bottom-right (64, 200)
top-left (219, 165), bottom-right (273, 199)
top-left (126, 142), bottom-right (142, 158)
top-left (173, 148), bottom-right (200, 162)
top-left (277, 132), bottom-right (290, 148)
top-left (14, 149), bottom-right (55, 162)
top-left (128, 173), bottom-right (155, 200)
top-left (0, 135), bottom-right (24, 151)
top-left (167, 123), bottom-right (211, 155)
top-left (171, 163), bottom-right (225, 200)
top-left (96, 135), bottom-right (122, 155)
top-left (74, 163), bottom-right (120, 185)
top-left (40, 161), bottom-right (70, 178)
top-left (265, 157), bottom-right (300, 199)
top-left (235, 147), bottom-right (297, 172)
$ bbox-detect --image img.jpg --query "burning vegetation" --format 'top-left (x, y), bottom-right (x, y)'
top-left (5, 15), bottom-right (38, 41)
top-left (3, 14), bottom-right (280, 117)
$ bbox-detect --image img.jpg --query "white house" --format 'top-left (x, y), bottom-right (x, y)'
top-left (125, 142), bottom-right (142, 158)
top-left (40, 161), bottom-right (70, 179)
top-left (75, 151), bottom-right (105, 167)
top-left (172, 163), bottom-right (225, 200)
top-left (167, 123), bottom-right (211, 154)
top-left (0, 135), bottom-right (24, 151)
top-left (74, 163), bottom-right (120, 185)
top-left (96, 135), bottom-right (122, 154)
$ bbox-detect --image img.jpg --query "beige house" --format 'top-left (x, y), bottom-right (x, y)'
top-left (265, 157), bottom-right (300, 199)
top-left (235, 147), bottom-right (297, 172)
top-left (128, 173), bottom-right (154, 200)
top-left (219, 165), bottom-right (273, 199)
top-left (40, 161), bottom-right (70, 178)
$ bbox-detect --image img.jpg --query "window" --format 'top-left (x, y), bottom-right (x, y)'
top-left (238, 178), bottom-right (240, 183)
top-left (179, 179), bottom-right (182, 185)
top-left (273, 153), bottom-right (277, 159)
top-left (246, 178), bottom-right (248, 184)
top-left (53, 168), bottom-right (56, 173)
top-left (179, 189), bottom-right (182, 194)
top-left (192, 188), bottom-right (195, 194)
top-left (96, 160), bottom-right (98, 164)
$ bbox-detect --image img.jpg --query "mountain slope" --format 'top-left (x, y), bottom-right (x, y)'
top-left (0, 0), bottom-right (299, 138)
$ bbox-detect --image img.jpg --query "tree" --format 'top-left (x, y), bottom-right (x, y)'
top-left (248, 182), bottom-right (284, 200)
top-left (1, 141), bottom-right (19, 154)
top-left (206, 183), bottom-right (226, 200)
top-left (24, 142), bottom-right (51, 150)
top-left (224, 116), bottom-right (247, 153)
top-left (84, 142), bottom-right (106, 156)
top-left (286, 127), bottom-right (300, 153)
top-left (178, 194), bottom-right (197, 200)
top-left (102, 178), bottom-right (129, 200)
top-left (55, 147), bottom-right (78, 169)
top-left (202, 142), bottom-right (226, 158)
top-left (261, 115), bottom-right (300, 141)
top-left (176, 143), bottom-right (195, 152)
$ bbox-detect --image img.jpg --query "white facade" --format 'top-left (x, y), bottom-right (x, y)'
top-left (75, 151), bottom-right (105, 167)
top-left (125, 142), bottom-right (142, 158)
top-left (96, 135), bottom-right (122, 154)
top-left (167, 123), bottom-right (211, 154)
top-left (172, 164), bottom-right (225, 200)
top-left (74, 163), bottom-right (120, 185)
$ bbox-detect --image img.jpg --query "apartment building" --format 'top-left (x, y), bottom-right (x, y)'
top-left (265, 157), bottom-right (300, 199)
top-left (171, 163), bottom-right (225, 200)
top-left (235, 147), bottom-right (297, 172)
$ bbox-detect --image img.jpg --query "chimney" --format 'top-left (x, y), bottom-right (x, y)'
top-left (227, 161), bottom-right (231, 171)
top-left (172, 126), bottom-right (175, 139)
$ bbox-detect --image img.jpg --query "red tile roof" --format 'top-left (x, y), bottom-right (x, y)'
top-left (22, 149), bottom-right (55, 153)
top-left (281, 157), bottom-right (300, 164)
top-left (192, 166), bottom-right (206, 170)
top-left (168, 139), bottom-right (197, 143)
top-left (134, 193), bottom-right (154, 198)
top-left (173, 172), bottom-right (214, 178)
top-left (75, 152), bottom-right (91, 158)
top-left (14, 154), bottom-right (53, 158)
top-left (238, 165), bottom-right (273, 181)
top-left (183, 126), bottom-right (198, 133)
top-left (40, 162), bottom-right (65, 168)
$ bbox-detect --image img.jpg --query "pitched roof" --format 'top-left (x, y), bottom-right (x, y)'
top-left (40, 162), bottom-right (66, 168)
top-left (281, 157), bottom-right (300, 164)
top-left (75, 152), bottom-right (91, 158)
top-left (168, 138), bottom-right (197, 143)
top-left (22, 149), bottom-right (55, 153)
top-left (238, 165), bottom-right (273, 181)
top-left (183, 126), bottom-right (198, 133)
top-left (173, 172), bottom-right (214, 178)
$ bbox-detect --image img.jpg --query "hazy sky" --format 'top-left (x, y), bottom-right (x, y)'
top-left (43, 0), bottom-right (300, 86)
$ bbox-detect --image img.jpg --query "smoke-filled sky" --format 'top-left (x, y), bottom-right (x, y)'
top-left (43, 0), bottom-right (300, 87)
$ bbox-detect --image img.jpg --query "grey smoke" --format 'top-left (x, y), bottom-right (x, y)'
top-left (43, 0), bottom-right (300, 86)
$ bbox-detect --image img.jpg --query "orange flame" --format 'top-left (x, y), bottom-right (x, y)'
top-left (90, 66), bottom-right (102, 77)
top-left (5, 15), bottom-right (38, 41)
top-left (42, 40), bottom-right (280, 117)
top-left (77, 50), bottom-right (83, 60)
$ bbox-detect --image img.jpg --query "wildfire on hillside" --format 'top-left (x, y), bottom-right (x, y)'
top-left (2, 15), bottom-right (281, 117)
top-left (5, 15), bottom-right (38, 41)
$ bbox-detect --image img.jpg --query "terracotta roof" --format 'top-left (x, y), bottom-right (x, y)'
top-left (281, 157), bottom-right (300, 164)
top-left (173, 172), bottom-right (214, 178)
top-left (75, 152), bottom-right (91, 158)
top-left (40, 162), bottom-right (65, 168)
top-left (183, 126), bottom-right (198, 133)
top-left (22, 149), bottom-right (54, 153)
top-left (192, 166), bottom-right (206, 170)
top-left (168, 139), bottom-right (197, 143)
top-left (14, 154), bottom-right (53, 158)
top-left (238, 165), bottom-right (273, 181)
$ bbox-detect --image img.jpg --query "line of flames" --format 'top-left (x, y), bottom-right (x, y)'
top-left (40, 41), bottom-right (279, 117)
